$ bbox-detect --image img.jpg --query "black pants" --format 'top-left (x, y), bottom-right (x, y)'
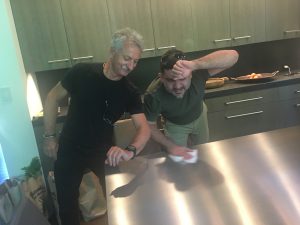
top-left (54, 153), bottom-right (106, 225)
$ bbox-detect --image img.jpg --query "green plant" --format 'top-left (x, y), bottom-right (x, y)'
top-left (21, 157), bottom-right (41, 178)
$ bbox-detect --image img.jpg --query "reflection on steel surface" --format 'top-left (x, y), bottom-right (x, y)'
top-left (256, 134), bottom-right (300, 224)
top-left (106, 126), bottom-right (300, 225)
top-left (210, 142), bottom-right (256, 225)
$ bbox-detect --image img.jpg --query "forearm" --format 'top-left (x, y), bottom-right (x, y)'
top-left (193, 50), bottom-right (239, 74)
top-left (127, 113), bottom-right (151, 155)
top-left (149, 123), bottom-right (176, 152)
top-left (43, 82), bottom-right (68, 136)
top-left (130, 124), bottom-right (151, 155)
top-left (43, 95), bottom-right (59, 135)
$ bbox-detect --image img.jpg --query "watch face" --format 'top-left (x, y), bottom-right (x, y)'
top-left (126, 145), bottom-right (136, 158)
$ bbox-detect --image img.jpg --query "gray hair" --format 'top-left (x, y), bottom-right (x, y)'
top-left (111, 27), bottom-right (144, 52)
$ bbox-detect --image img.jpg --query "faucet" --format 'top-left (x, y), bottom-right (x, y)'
top-left (283, 65), bottom-right (292, 75)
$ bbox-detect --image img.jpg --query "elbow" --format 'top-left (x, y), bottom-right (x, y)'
top-left (230, 50), bottom-right (239, 65)
top-left (45, 92), bottom-right (59, 108)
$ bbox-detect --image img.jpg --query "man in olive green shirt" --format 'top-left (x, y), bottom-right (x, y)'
top-left (143, 49), bottom-right (239, 159)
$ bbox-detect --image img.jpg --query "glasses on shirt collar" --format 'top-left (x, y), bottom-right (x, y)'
top-left (160, 52), bottom-right (186, 71)
top-left (103, 100), bottom-right (115, 127)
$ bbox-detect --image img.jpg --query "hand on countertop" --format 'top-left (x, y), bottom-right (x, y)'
top-left (105, 146), bottom-right (134, 167)
top-left (169, 149), bottom-right (198, 164)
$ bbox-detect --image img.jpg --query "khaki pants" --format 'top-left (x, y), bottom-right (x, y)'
top-left (164, 102), bottom-right (209, 147)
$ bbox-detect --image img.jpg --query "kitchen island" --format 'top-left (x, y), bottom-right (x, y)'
top-left (105, 125), bottom-right (300, 225)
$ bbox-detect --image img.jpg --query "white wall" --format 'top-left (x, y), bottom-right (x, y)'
top-left (0, 0), bottom-right (39, 177)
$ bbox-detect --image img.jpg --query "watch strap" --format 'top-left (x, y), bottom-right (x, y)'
top-left (125, 145), bottom-right (136, 159)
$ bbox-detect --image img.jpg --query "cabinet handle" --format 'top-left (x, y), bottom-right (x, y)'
top-left (157, 46), bottom-right (176, 50)
top-left (296, 104), bottom-right (300, 107)
top-left (72, 56), bottom-right (94, 60)
top-left (214, 38), bottom-right (232, 43)
top-left (284, 30), bottom-right (300, 34)
top-left (143, 48), bottom-right (155, 52)
top-left (233, 35), bottom-right (251, 40)
top-left (48, 58), bottom-right (70, 64)
top-left (295, 90), bottom-right (300, 94)
top-left (225, 97), bottom-right (263, 105)
top-left (226, 110), bottom-right (263, 119)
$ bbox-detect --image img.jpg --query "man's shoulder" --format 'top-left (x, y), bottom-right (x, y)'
top-left (62, 62), bottom-right (103, 87)
top-left (123, 78), bottom-right (141, 96)
top-left (69, 62), bottom-right (102, 74)
top-left (145, 77), bottom-right (163, 96)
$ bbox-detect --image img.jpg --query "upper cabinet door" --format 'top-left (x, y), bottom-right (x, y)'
top-left (150, 0), bottom-right (196, 55)
top-left (191, 0), bottom-right (265, 50)
top-left (60, 0), bottom-right (112, 64)
top-left (230, 0), bottom-right (266, 46)
top-left (191, 0), bottom-right (231, 50)
top-left (107, 0), bottom-right (156, 58)
top-left (10, 0), bottom-right (71, 72)
top-left (266, 0), bottom-right (300, 41)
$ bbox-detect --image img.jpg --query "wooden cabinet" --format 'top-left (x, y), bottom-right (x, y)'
top-left (60, 0), bottom-right (111, 64)
top-left (106, 0), bottom-right (156, 58)
top-left (108, 0), bottom-right (267, 56)
top-left (206, 83), bottom-right (300, 142)
top-left (206, 88), bottom-right (281, 141)
top-left (230, 0), bottom-right (266, 45)
top-left (266, 0), bottom-right (300, 41)
top-left (11, 0), bottom-right (299, 72)
top-left (10, 0), bottom-right (111, 72)
top-left (191, 0), bottom-right (266, 50)
top-left (150, 0), bottom-right (196, 55)
top-left (191, 0), bottom-right (231, 49)
top-left (10, 0), bottom-right (71, 72)
top-left (107, 0), bottom-right (196, 56)
top-left (277, 83), bottom-right (300, 127)
top-left (279, 99), bottom-right (300, 128)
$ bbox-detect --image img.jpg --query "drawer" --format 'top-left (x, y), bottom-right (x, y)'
top-left (208, 102), bottom-right (281, 141)
top-left (223, 104), bottom-right (264, 119)
top-left (278, 99), bottom-right (300, 128)
top-left (205, 87), bottom-right (279, 112)
top-left (278, 83), bottom-right (300, 100)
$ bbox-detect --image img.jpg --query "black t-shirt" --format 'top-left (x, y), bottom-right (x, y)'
top-left (59, 63), bottom-right (143, 154)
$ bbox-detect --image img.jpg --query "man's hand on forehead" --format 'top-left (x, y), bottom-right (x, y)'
top-left (172, 60), bottom-right (193, 79)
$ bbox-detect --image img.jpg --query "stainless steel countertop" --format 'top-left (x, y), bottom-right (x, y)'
top-left (105, 126), bottom-right (300, 225)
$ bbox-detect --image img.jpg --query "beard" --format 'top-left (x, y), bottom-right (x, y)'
top-left (172, 89), bottom-right (185, 98)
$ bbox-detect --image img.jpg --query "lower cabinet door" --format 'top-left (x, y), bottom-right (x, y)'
top-left (208, 102), bottom-right (281, 142)
top-left (279, 99), bottom-right (300, 128)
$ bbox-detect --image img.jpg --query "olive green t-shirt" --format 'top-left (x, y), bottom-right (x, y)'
top-left (143, 70), bottom-right (209, 125)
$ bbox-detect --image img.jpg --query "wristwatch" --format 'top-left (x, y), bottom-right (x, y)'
top-left (125, 145), bottom-right (136, 159)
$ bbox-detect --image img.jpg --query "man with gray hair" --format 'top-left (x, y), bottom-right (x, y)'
top-left (43, 27), bottom-right (150, 225)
